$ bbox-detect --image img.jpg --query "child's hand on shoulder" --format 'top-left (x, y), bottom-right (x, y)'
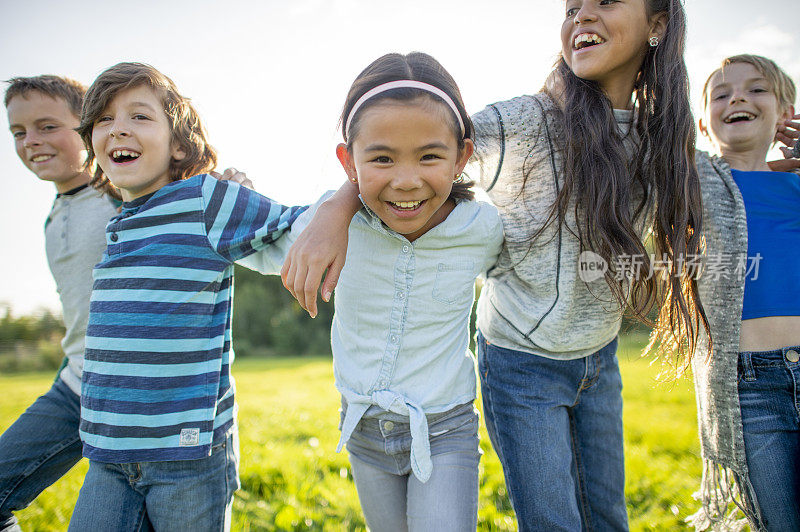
top-left (210, 167), bottom-right (255, 191)
top-left (770, 114), bottom-right (800, 172)
top-left (281, 199), bottom-right (349, 318)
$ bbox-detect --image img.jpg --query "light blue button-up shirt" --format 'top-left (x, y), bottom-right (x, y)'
top-left (326, 197), bottom-right (503, 481)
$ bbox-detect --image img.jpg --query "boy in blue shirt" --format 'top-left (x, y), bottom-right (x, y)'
top-left (66, 62), bottom-right (305, 531)
top-left (1, 75), bottom-right (119, 532)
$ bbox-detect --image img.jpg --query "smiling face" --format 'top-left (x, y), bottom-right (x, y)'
top-left (337, 97), bottom-right (473, 242)
top-left (702, 62), bottom-right (792, 155)
top-left (91, 84), bottom-right (185, 201)
top-left (7, 92), bottom-right (89, 193)
top-left (561, 0), bottom-right (660, 104)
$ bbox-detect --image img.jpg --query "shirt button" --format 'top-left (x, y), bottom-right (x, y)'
top-left (786, 350), bottom-right (799, 363)
top-left (397, 291), bottom-right (405, 299)
top-left (110, 233), bottom-right (119, 242)
top-left (402, 245), bottom-right (410, 253)
top-left (384, 421), bottom-right (394, 432)
top-left (390, 335), bottom-right (398, 343)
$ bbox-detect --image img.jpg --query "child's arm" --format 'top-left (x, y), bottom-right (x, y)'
top-left (201, 174), bottom-right (307, 264)
top-left (280, 180), bottom-right (360, 318)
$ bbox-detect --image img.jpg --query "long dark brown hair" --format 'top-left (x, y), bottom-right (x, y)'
top-left (540, 0), bottom-right (709, 367)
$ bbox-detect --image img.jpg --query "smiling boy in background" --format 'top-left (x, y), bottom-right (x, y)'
top-left (1, 75), bottom-right (119, 532)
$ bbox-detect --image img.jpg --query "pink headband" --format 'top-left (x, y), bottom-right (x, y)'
top-left (344, 80), bottom-right (466, 141)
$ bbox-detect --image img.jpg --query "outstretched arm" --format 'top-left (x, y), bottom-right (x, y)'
top-left (280, 180), bottom-right (360, 318)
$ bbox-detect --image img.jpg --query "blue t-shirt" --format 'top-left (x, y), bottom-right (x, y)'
top-left (731, 169), bottom-right (800, 320)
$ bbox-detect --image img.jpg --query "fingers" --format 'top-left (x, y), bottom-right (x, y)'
top-left (767, 157), bottom-right (800, 172)
top-left (777, 122), bottom-right (800, 137)
top-left (293, 263), bottom-right (313, 316)
top-left (776, 131), bottom-right (797, 148)
top-left (209, 170), bottom-right (222, 179)
top-left (321, 255), bottom-right (344, 303)
top-left (303, 263), bottom-right (326, 318)
top-left (281, 258), bottom-right (297, 299)
top-left (281, 247), bottom-right (325, 318)
top-left (214, 168), bottom-right (256, 190)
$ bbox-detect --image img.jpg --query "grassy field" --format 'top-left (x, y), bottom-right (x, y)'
top-left (1, 334), bottom-right (705, 531)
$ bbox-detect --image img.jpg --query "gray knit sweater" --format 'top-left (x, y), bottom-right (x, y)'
top-left (467, 92), bottom-right (641, 360)
top-left (690, 152), bottom-right (763, 531)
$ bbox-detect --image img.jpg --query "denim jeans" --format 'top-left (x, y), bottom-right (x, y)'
top-left (477, 333), bottom-right (627, 532)
top-left (345, 402), bottom-right (481, 532)
top-left (738, 345), bottom-right (800, 531)
top-left (0, 378), bottom-right (83, 532)
top-left (68, 431), bottom-right (239, 532)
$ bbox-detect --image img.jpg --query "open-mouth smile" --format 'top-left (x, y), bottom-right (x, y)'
top-left (30, 154), bottom-right (55, 163)
top-left (723, 111), bottom-right (756, 124)
top-left (573, 33), bottom-right (606, 51)
top-left (386, 199), bottom-right (426, 217)
top-left (109, 148), bottom-right (142, 164)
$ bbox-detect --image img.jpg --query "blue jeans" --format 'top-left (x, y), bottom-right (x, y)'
top-left (68, 432), bottom-right (239, 532)
top-left (738, 346), bottom-right (800, 531)
top-left (477, 333), bottom-right (627, 532)
top-left (345, 403), bottom-right (481, 531)
top-left (0, 378), bottom-right (83, 532)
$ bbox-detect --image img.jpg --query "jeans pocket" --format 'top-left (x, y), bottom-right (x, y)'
top-left (477, 335), bottom-right (490, 380)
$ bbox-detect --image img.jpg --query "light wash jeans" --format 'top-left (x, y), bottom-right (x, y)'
top-left (68, 431), bottom-right (239, 532)
top-left (345, 402), bottom-right (480, 532)
top-left (477, 332), bottom-right (628, 532)
top-left (738, 345), bottom-right (800, 531)
top-left (0, 378), bottom-right (83, 532)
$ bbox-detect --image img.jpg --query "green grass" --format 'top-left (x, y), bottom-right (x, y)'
top-left (2, 334), bottom-right (703, 531)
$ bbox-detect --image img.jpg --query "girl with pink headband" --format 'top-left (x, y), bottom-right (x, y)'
top-left (283, 1), bottom-right (709, 529)
top-left (281, 52), bottom-right (503, 528)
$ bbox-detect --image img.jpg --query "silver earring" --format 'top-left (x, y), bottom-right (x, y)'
top-left (649, 36), bottom-right (659, 47)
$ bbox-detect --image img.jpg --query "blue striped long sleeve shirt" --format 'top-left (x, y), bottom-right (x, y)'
top-left (80, 174), bottom-right (306, 462)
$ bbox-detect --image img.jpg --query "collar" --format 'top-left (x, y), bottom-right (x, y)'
top-left (55, 183), bottom-right (90, 199)
top-left (121, 191), bottom-right (156, 213)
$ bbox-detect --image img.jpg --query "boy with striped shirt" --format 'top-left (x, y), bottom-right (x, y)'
top-left (67, 62), bottom-right (305, 531)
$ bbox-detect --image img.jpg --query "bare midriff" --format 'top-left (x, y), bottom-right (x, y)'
top-left (739, 316), bottom-right (800, 352)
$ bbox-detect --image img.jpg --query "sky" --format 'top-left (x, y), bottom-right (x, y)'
top-left (1, 0), bottom-right (798, 315)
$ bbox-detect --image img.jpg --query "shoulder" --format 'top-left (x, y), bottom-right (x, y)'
top-left (472, 93), bottom-right (550, 138)
top-left (695, 150), bottom-right (730, 187)
top-left (77, 186), bottom-right (120, 212)
top-left (451, 199), bottom-right (503, 242)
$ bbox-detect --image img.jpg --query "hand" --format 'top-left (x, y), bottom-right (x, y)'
top-left (281, 201), bottom-right (350, 318)
top-left (775, 114), bottom-right (800, 149)
top-left (769, 115), bottom-right (800, 172)
top-left (210, 167), bottom-right (255, 190)
top-left (768, 157), bottom-right (800, 172)
top-left (280, 180), bottom-right (360, 317)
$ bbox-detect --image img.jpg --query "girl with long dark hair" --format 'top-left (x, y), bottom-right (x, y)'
top-left (281, 1), bottom-right (708, 529)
